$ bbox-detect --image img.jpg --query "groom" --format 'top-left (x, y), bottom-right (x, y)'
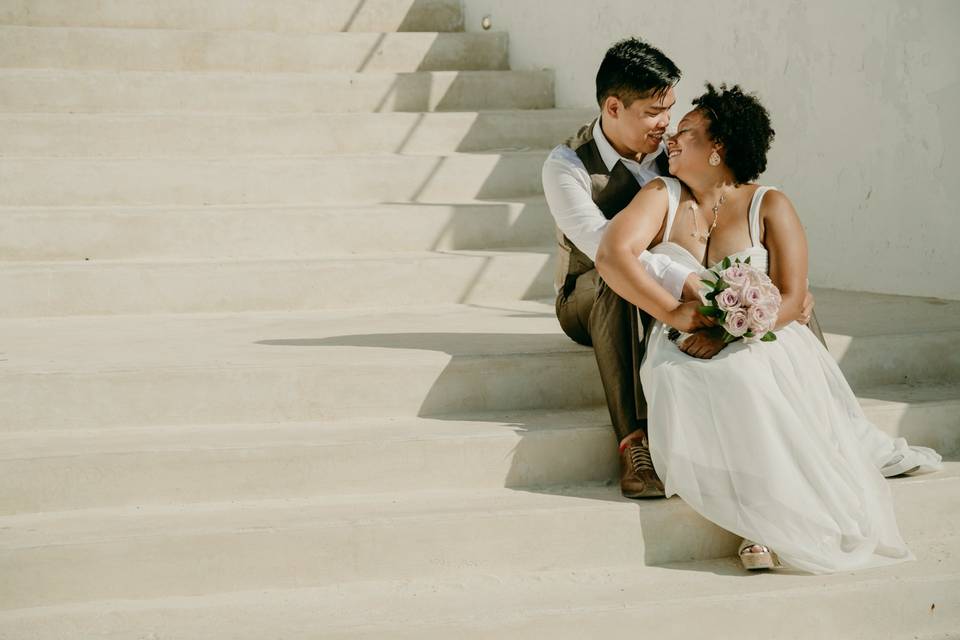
top-left (542, 38), bottom-right (821, 499)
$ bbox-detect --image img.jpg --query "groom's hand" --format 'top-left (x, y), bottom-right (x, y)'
top-left (681, 272), bottom-right (704, 302)
top-left (669, 300), bottom-right (716, 333)
top-left (798, 290), bottom-right (815, 325)
top-left (680, 329), bottom-right (728, 360)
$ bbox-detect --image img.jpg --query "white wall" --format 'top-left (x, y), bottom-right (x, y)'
top-left (463, 0), bottom-right (960, 300)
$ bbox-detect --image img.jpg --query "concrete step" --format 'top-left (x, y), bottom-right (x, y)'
top-left (0, 199), bottom-right (553, 260)
top-left (0, 301), bottom-right (599, 430)
top-left (808, 288), bottom-right (960, 388)
top-left (0, 248), bottom-right (554, 316)
top-left (2, 546), bottom-right (958, 639)
top-left (857, 382), bottom-right (960, 457)
top-left (4, 379), bottom-right (959, 514)
top-left (0, 110), bottom-right (591, 156)
top-left (0, 0), bottom-right (464, 33)
top-left (0, 408), bottom-right (617, 514)
top-left (0, 68), bottom-right (555, 113)
top-left (1, 465), bottom-right (957, 611)
top-left (0, 151), bottom-right (547, 207)
top-left (0, 26), bottom-right (508, 73)
top-left (2, 297), bottom-right (958, 433)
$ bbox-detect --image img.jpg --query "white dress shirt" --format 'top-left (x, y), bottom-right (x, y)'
top-left (541, 118), bottom-right (695, 299)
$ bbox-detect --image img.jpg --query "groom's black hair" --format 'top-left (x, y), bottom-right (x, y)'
top-left (596, 37), bottom-right (681, 107)
top-left (693, 83), bottom-right (775, 184)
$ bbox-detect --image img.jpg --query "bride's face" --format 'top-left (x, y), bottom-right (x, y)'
top-left (666, 109), bottom-right (720, 178)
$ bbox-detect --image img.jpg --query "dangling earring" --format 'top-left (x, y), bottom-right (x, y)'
top-left (709, 150), bottom-right (721, 166)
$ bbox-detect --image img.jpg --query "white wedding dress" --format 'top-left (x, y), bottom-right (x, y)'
top-left (639, 177), bottom-right (943, 574)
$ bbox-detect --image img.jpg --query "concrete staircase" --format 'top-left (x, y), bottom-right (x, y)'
top-left (1, 1), bottom-right (958, 637)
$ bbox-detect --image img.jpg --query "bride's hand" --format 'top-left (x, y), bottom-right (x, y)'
top-left (798, 290), bottom-right (815, 325)
top-left (668, 300), bottom-right (716, 333)
top-left (679, 330), bottom-right (728, 359)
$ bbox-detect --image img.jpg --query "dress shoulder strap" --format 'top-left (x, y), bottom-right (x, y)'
top-left (748, 186), bottom-right (778, 247)
top-left (651, 176), bottom-right (682, 243)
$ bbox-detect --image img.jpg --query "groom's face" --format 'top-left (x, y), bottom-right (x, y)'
top-left (604, 85), bottom-right (676, 157)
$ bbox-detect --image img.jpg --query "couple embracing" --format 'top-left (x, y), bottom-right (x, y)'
top-left (542, 38), bottom-right (942, 573)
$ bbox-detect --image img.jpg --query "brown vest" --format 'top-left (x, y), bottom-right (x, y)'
top-left (554, 118), bottom-right (670, 297)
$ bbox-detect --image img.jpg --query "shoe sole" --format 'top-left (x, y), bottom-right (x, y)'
top-left (621, 489), bottom-right (666, 499)
top-left (740, 552), bottom-right (779, 570)
top-left (881, 463), bottom-right (921, 478)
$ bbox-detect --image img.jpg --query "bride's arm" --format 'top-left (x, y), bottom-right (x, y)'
top-left (596, 180), bottom-right (710, 331)
top-left (762, 190), bottom-right (809, 329)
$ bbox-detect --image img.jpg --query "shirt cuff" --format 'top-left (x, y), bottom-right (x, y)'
top-left (662, 262), bottom-right (697, 301)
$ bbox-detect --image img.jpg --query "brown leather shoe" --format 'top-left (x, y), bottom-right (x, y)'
top-left (620, 432), bottom-right (665, 499)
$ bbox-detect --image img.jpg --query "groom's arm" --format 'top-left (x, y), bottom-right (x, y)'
top-left (595, 181), bottom-right (715, 333)
top-left (541, 146), bottom-right (697, 300)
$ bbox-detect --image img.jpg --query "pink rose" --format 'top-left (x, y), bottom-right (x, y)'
top-left (716, 288), bottom-right (741, 311)
top-left (742, 285), bottom-right (764, 307)
top-left (724, 279), bottom-right (746, 295)
top-left (748, 303), bottom-right (777, 334)
top-left (762, 283), bottom-right (783, 306)
top-left (747, 268), bottom-right (769, 286)
top-left (724, 308), bottom-right (749, 337)
top-left (763, 302), bottom-right (780, 329)
top-left (721, 264), bottom-right (750, 287)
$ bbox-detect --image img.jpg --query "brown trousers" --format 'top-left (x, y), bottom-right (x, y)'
top-left (555, 267), bottom-right (828, 444)
top-left (555, 268), bottom-right (648, 443)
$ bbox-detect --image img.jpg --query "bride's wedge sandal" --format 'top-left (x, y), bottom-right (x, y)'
top-left (738, 539), bottom-right (782, 570)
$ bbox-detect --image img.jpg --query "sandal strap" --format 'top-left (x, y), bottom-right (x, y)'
top-left (738, 539), bottom-right (771, 555)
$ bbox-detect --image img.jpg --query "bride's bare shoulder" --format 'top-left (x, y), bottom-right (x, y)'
top-left (759, 189), bottom-right (803, 242)
top-left (760, 189), bottom-right (797, 216)
top-left (639, 175), bottom-right (671, 193)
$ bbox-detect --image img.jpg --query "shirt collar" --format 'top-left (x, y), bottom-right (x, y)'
top-left (593, 116), bottom-right (665, 171)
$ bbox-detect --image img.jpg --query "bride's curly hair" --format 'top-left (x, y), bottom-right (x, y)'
top-left (692, 83), bottom-right (774, 184)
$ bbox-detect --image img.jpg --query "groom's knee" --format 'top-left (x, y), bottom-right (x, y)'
top-left (588, 275), bottom-right (629, 337)
top-left (556, 270), bottom-right (599, 346)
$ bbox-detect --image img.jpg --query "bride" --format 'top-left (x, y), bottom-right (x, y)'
top-left (594, 83), bottom-right (942, 574)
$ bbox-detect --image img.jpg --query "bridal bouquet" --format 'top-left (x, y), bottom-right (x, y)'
top-left (698, 257), bottom-right (781, 343)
